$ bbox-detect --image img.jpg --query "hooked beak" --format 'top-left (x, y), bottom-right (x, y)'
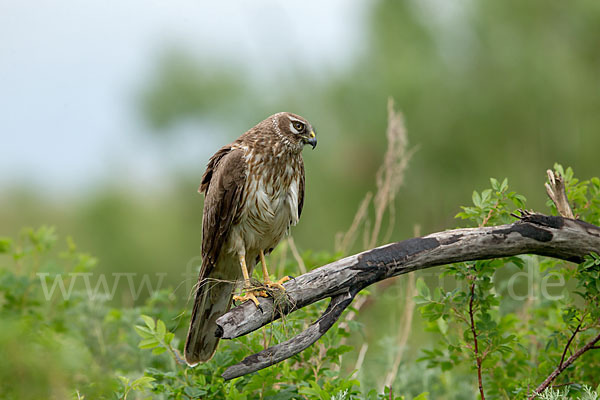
top-left (306, 130), bottom-right (317, 149)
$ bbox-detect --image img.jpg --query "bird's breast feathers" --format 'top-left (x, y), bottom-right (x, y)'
top-left (229, 144), bottom-right (302, 254)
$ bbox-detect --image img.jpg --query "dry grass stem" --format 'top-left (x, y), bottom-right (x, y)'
top-left (287, 236), bottom-right (307, 275)
top-left (276, 240), bottom-right (289, 280)
top-left (382, 271), bottom-right (416, 388)
top-left (333, 99), bottom-right (415, 371)
top-left (338, 295), bottom-right (368, 333)
top-left (368, 98), bottom-right (416, 249)
top-left (336, 98), bottom-right (415, 255)
top-left (335, 192), bottom-right (373, 254)
top-left (352, 343), bottom-right (369, 377)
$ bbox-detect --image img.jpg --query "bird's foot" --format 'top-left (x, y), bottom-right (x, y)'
top-left (264, 275), bottom-right (291, 292)
top-left (233, 290), bottom-right (268, 308)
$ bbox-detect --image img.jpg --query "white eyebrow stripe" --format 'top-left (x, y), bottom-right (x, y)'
top-left (289, 122), bottom-right (299, 134)
top-left (288, 116), bottom-right (305, 124)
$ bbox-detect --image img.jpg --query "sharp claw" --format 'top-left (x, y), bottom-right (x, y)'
top-left (235, 276), bottom-right (290, 309)
top-left (263, 276), bottom-right (290, 291)
top-left (265, 281), bottom-right (285, 291)
top-left (278, 276), bottom-right (291, 285)
top-left (233, 291), bottom-right (262, 307)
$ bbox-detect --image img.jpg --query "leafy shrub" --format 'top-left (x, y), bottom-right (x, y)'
top-left (416, 165), bottom-right (600, 398)
top-left (0, 229), bottom-right (371, 399)
top-left (1, 164), bottom-right (598, 399)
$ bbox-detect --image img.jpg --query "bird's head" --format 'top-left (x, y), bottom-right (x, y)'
top-left (270, 112), bottom-right (317, 151)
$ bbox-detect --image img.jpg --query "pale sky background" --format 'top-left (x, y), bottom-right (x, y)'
top-left (0, 0), bottom-right (369, 196)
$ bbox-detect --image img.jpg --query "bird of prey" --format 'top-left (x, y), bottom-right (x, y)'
top-left (184, 112), bottom-right (317, 365)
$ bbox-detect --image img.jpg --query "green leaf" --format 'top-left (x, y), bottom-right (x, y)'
top-left (141, 315), bottom-right (155, 331)
top-left (472, 191), bottom-right (482, 208)
top-left (490, 178), bottom-right (499, 191)
top-left (416, 278), bottom-right (430, 299)
top-left (156, 319), bottom-right (166, 340)
top-left (184, 386), bottom-right (207, 397)
top-left (481, 189), bottom-right (492, 203)
top-left (138, 338), bottom-right (160, 349)
top-left (131, 376), bottom-right (155, 390)
top-left (437, 317), bottom-right (448, 335)
top-left (134, 325), bottom-right (154, 339)
top-left (413, 392), bottom-right (430, 400)
top-left (152, 347), bottom-right (167, 355)
top-left (512, 194), bottom-right (527, 208)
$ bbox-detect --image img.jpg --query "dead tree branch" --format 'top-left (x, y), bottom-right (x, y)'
top-left (545, 169), bottom-right (574, 219)
top-left (216, 212), bottom-right (600, 380)
top-left (221, 290), bottom-right (356, 380)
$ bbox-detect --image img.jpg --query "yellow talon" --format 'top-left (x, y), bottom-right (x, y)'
top-left (233, 291), bottom-right (263, 307)
top-left (234, 251), bottom-right (289, 309)
top-left (264, 276), bottom-right (290, 291)
top-left (260, 250), bottom-right (290, 292)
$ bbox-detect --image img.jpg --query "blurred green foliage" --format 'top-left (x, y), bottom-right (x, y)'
top-left (139, 48), bottom-right (248, 131)
top-left (416, 169), bottom-right (600, 398)
top-left (2, 0), bottom-right (600, 397)
top-left (1, 167), bottom-right (598, 398)
top-left (0, 225), bottom-right (429, 399)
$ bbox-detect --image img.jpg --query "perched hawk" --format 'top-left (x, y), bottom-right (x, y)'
top-left (185, 112), bottom-right (317, 365)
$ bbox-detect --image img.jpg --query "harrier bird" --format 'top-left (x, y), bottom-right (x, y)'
top-left (185, 112), bottom-right (317, 365)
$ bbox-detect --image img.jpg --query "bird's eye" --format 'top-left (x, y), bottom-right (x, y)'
top-left (293, 122), bottom-right (305, 132)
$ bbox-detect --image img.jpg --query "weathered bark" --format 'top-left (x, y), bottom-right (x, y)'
top-left (221, 290), bottom-right (356, 380)
top-left (545, 170), bottom-right (575, 219)
top-left (217, 212), bottom-right (600, 380)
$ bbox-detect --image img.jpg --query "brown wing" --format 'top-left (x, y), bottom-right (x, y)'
top-left (184, 147), bottom-right (246, 365)
top-left (200, 147), bottom-right (246, 275)
top-left (298, 160), bottom-right (305, 219)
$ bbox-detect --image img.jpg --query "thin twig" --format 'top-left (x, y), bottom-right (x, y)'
top-left (550, 382), bottom-right (575, 389)
top-left (559, 320), bottom-right (582, 368)
top-left (469, 281), bottom-right (485, 400)
top-left (480, 199), bottom-right (500, 227)
top-left (529, 331), bottom-right (600, 398)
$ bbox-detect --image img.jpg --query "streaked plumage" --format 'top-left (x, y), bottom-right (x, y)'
top-left (185, 112), bottom-right (316, 365)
